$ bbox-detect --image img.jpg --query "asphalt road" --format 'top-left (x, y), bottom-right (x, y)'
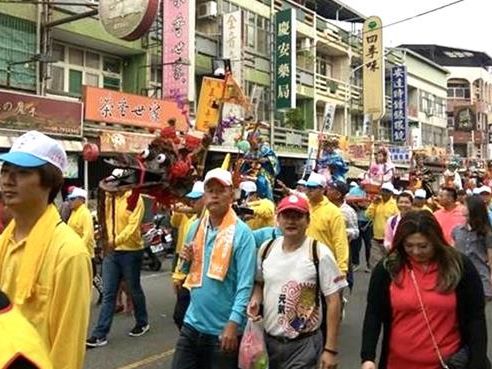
top-left (84, 259), bottom-right (492, 369)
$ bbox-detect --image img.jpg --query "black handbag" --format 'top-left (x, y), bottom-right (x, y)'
top-left (409, 269), bottom-right (469, 369)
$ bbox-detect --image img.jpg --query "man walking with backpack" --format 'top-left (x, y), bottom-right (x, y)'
top-left (247, 195), bottom-right (347, 369)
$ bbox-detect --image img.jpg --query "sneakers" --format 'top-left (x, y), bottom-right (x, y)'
top-left (86, 336), bottom-right (108, 348)
top-left (129, 324), bottom-right (150, 337)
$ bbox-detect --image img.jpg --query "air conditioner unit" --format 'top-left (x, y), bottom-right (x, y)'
top-left (300, 38), bottom-right (311, 50)
top-left (197, 1), bottom-right (218, 19)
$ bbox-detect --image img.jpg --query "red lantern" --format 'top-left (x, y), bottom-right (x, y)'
top-left (82, 143), bottom-right (99, 162)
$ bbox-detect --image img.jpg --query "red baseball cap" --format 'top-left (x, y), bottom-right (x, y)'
top-left (277, 195), bottom-right (310, 215)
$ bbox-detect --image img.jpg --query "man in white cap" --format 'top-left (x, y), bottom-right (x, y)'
top-left (365, 182), bottom-right (398, 268)
top-left (305, 172), bottom-right (349, 275)
top-left (477, 185), bottom-right (492, 224)
top-left (172, 168), bottom-right (256, 369)
top-left (239, 180), bottom-right (275, 230)
top-left (413, 188), bottom-right (432, 212)
top-left (0, 131), bottom-right (91, 369)
top-left (171, 181), bottom-right (205, 329)
top-left (67, 187), bottom-right (95, 264)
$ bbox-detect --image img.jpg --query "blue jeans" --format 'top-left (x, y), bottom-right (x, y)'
top-left (171, 324), bottom-right (239, 369)
top-left (92, 250), bottom-right (148, 338)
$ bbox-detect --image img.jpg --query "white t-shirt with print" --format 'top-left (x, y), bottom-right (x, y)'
top-left (256, 237), bottom-right (348, 339)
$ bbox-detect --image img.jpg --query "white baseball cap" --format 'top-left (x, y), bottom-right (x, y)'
top-left (306, 172), bottom-right (327, 188)
top-left (204, 168), bottom-right (232, 187)
top-left (479, 185), bottom-right (492, 194)
top-left (414, 189), bottom-right (427, 199)
top-left (349, 181), bottom-right (357, 187)
top-left (381, 182), bottom-right (395, 193)
top-left (473, 187), bottom-right (481, 195)
top-left (0, 131), bottom-right (67, 172)
top-left (185, 181), bottom-right (205, 199)
top-left (239, 181), bottom-right (257, 194)
top-left (67, 187), bottom-right (87, 200)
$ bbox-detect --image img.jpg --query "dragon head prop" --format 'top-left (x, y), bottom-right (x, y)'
top-left (99, 126), bottom-right (211, 206)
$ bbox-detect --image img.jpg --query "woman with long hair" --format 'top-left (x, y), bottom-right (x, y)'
top-left (453, 195), bottom-right (492, 300)
top-left (361, 210), bottom-right (489, 369)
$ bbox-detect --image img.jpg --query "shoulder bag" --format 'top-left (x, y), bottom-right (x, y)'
top-left (409, 268), bottom-right (469, 369)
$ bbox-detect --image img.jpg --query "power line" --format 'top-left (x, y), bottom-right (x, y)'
top-left (360, 0), bottom-right (465, 36)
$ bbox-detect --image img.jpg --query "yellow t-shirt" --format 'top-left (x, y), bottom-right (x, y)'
top-left (0, 300), bottom-right (53, 369)
top-left (0, 224), bottom-right (92, 369)
top-left (172, 214), bottom-right (197, 282)
top-left (366, 198), bottom-right (399, 240)
top-left (67, 203), bottom-right (95, 258)
top-left (246, 198), bottom-right (275, 230)
top-left (306, 196), bottom-right (349, 273)
top-left (105, 191), bottom-right (144, 251)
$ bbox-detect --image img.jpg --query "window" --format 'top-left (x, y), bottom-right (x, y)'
top-left (85, 73), bottom-right (99, 87)
top-left (245, 81), bottom-right (270, 122)
top-left (48, 42), bottom-right (122, 96)
top-left (69, 48), bottom-right (83, 66)
top-left (69, 69), bottom-right (82, 95)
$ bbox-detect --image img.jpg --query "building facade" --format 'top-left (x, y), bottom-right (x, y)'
top-left (402, 44), bottom-right (492, 159)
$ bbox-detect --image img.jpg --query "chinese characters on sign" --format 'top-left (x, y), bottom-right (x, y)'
top-left (163, 0), bottom-right (190, 101)
top-left (195, 77), bottom-right (225, 132)
top-left (0, 89), bottom-right (82, 136)
top-left (391, 66), bottom-right (408, 143)
top-left (275, 9), bottom-right (296, 110)
top-left (83, 86), bottom-right (188, 131)
top-left (388, 146), bottom-right (410, 163)
top-left (322, 103), bottom-right (336, 132)
top-left (222, 10), bottom-right (243, 118)
top-left (362, 16), bottom-right (384, 122)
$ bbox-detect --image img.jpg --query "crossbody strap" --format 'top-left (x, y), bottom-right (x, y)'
top-left (409, 268), bottom-right (449, 369)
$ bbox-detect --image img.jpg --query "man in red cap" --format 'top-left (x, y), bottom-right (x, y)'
top-left (247, 194), bottom-right (347, 369)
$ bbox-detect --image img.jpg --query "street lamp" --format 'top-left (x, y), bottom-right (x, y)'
top-left (6, 53), bottom-right (57, 88)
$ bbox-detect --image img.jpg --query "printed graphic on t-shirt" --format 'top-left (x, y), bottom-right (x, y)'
top-left (277, 280), bottom-right (319, 336)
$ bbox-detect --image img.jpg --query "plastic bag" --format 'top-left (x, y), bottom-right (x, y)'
top-left (238, 319), bottom-right (269, 369)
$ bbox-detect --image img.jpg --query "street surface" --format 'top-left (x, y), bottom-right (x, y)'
top-left (84, 258), bottom-right (492, 369)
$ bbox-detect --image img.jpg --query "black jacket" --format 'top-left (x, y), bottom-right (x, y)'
top-left (361, 255), bottom-right (490, 369)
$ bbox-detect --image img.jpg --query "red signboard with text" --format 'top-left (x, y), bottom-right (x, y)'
top-left (83, 86), bottom-right (188, 131)
top-left (0, 89), bottom-right (82, 137)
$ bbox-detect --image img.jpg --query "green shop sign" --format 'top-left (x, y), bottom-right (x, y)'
top-left (275, 9), bottom-right (296, 110)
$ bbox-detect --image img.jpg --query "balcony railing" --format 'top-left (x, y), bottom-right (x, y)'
top-left (315, 74), bottom-right (362, 106)
top-left (272, 126), bottom-right (309, 155)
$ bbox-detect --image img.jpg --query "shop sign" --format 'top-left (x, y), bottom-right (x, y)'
top-left (275, 9), bottom-right (296, 110)
top-left (388, 146), bottom-right (410, 163)
top-left (322, 103), bottom-right (336, 132)
top-left (391, 65), bottom-right (408, 143)
top-left (363, 16), bottom-right (385, 121)
top-left (195, 77), bottom-right (224, 132)
top-left (222, 10), bottom-right (243, 117)
top-left (0, 89), bottom-right (82, 137)
top-left (100, 130), bottom-right (155, 153)
top-left (99, 0), bottom-right (159, 41)
top-left (454, 106), bottom-right (475, 131)
top-left (162, 0), bottom-right (191, 101)
top-left (83, 86), bottom-right (188, 131)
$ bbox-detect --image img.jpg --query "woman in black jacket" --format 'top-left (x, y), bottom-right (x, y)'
top-left (360, 210), bottom-right (489, 369)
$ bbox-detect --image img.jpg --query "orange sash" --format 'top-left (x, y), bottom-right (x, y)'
top-left (186, 208), bottom-right (237, 288)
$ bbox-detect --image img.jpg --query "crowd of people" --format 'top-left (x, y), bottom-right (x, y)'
top-left (0, 130), bottom-right (491, 369)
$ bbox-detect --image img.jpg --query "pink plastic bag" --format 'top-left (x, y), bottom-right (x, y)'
top-left (238, 319), bottom-right (269, 369)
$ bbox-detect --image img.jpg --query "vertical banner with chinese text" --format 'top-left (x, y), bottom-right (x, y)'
top-left (162, 0), bottom-right (191, 101)
top-left (275, 9), bottom-right (296, 110)
top-left (363, 16), bottom-right (384, 122)
top-left (322, 103), bottom-right (336, 132)
top-left (195, 77), bottom-right (224, 132)
top-left (222, 10), bottom-right (243, 118)
top-left (391, 65), bottom-right (408, 143)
